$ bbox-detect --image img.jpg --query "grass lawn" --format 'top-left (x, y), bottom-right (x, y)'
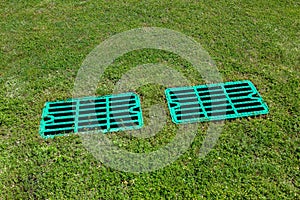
top-left (1, 0), bottom-right (299, 199)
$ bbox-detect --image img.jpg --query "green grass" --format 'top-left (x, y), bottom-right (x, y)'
top-left (1, 0), bottom-right (299, 199)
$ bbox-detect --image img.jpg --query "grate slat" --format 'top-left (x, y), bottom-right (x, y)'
top-left (39, 92), bottom-right (143, 139)
top-left (165, 80), bottom-right (269, 124)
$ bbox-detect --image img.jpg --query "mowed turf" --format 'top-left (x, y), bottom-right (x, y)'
top-left (0, 0), bottom-right (299, 199)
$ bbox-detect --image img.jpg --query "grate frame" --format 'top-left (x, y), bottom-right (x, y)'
top-left (39, 92), bottom-right (143, 139)
top-left (165, 80), bottom-right (269, 124)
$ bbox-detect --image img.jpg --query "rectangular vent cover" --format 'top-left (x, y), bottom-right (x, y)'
top-left (165, 80), bottom-right (269, 124)
top-left (39, 93), bottom-right (143, 138)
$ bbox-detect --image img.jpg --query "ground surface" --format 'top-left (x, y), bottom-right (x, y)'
top-left (0, 0), bottom-right (299, 199)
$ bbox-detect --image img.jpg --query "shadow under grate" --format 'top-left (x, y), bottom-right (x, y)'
top-left (165, 80), bottom-right (269, 124)
top-left (39, 92), bottom-right (143, 139)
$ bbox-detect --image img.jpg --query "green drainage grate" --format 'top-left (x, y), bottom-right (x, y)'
top-left (165, 80), bottom-right (269, 124)
top-left (39, 92), bottom-right (143, 139)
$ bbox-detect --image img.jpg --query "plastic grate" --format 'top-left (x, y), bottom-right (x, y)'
top-left (165, 80), bottom-right (269, 124)
top-left (39, 92), bottom-right (143, 139)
